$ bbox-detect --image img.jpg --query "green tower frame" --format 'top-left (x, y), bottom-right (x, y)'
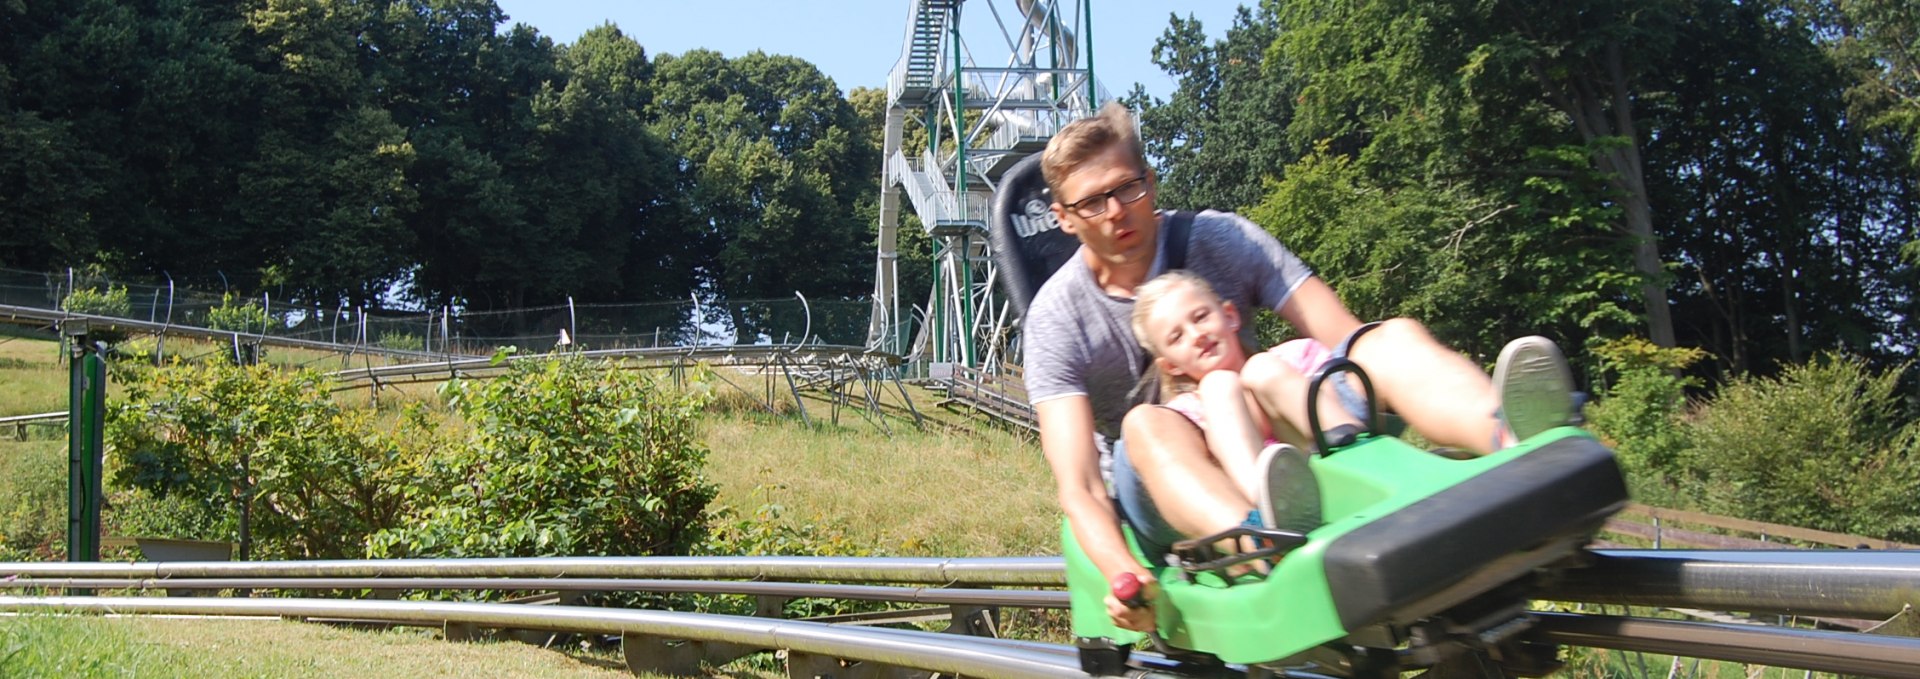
top-left (868, 0), bottom-right (1106, 373)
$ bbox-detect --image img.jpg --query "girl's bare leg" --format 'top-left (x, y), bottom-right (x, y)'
top-left (1194, 371), bottom-right (1266, 504)
top-left (1241, 351), bottom-right (1361, 450)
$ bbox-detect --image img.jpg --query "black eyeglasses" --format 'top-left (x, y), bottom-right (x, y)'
top-left (1061, 174), bottom-right (1150, 218)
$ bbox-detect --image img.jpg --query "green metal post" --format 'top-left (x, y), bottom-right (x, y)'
top-left (951, 3), bottom-right (974, 367)
top-left (1083, 0), bottom-right (1096, 108)
top-left (961, 234), bottom-right (975, 367)
top-left (65, 324), bottom-right (104, 564)
top-left (932, 241), bottom-right (946, 363)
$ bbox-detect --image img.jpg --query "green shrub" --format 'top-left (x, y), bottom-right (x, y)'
top-left (369, 352), bottom-right (716, 560)
top-left (1584, 336), bottom-right (1704, 484)
top-left (0, 442), bottom-right (68, 561)
top-left (204, 293), bottom-right (271, 334)
top-left (61, 285), bottom-right (131, 344)
top-left (375, 331), bottom-right (422, 352)
top-left (105, 363), bottom-right (428, 559)
top-left (62, 285), bottom-right (130, 318)
top-left (1679, 355), bottom-right (1920, 541)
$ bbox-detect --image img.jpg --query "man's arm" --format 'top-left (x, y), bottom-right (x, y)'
top-left (1279, 276), bottom-right (1364, 351)
top-left (1034, 395), bottom-right (1155, 630)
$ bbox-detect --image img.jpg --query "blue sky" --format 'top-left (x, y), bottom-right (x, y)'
top-left (488, 1), bottom-right (1248, 102)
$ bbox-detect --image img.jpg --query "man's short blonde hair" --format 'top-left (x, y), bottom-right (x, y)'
top-left (1041, 101), bottom-right (1146, 200)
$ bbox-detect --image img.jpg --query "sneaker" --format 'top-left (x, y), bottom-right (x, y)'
top-left (1493, 336), bottom-right (1577, 444)
top-left (1255, 443), bottom-right (1322, 535)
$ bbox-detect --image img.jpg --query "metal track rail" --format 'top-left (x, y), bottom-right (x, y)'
top-left (0, 556), bottom-right (1067, 585)
top-left (1532, 611), bottom-right (1920, 678)
top-left (6, 551), bottom-right (1918, 617)
top-left (1551, 549), bottom-right (1920, 619)
top-left (0, 577), bottom-right (1069, 608)
top-left (0, 302), bottom-right (444, 361)
top-left (324, 343), bottom-right (906, 385)
top-left (0, 596), bottom-right (1193, 679)
top-left (2, 571), bottom-right (1918, 676)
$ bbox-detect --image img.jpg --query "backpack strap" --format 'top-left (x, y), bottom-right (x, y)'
top-left (1129, 210), bottom-right (1199, 406)
top-left (1162, 210), bottom-right (1196, 271)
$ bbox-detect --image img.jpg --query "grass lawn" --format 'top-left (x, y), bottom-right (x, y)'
top-left (701, 409), bottom-right (1057, 558)
top-left (0, 337), bottom-right (66, 418)
top-left (0, 615), bottom-right (648, 678)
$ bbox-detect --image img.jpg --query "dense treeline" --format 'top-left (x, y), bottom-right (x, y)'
top-left (0, 0), bottom-right (879, 314)
top-left (1128, 0), bottom-right (1919, 537)
top-left (1130, 0), bottom-right (1918, 382)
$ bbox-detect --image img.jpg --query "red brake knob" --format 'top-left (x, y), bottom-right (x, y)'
top-left (1112, 572), bottom-right (1145, 608)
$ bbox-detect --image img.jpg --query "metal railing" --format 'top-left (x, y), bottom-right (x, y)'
top-left (4, 551), bottom-right (1920, 677)
top-left (4, 551), bottom-right (1918, 620)
top-left (0, 596), bottom-right (1187, 679)
top-left (890, 150), bottom-right (992, 228)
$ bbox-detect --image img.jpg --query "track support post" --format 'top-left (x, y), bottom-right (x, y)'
top-left (64, 322), bottom-right (106, 567)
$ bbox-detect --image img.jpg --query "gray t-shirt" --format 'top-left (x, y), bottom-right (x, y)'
top-left (1022, 210), bottom-right (1314, 447)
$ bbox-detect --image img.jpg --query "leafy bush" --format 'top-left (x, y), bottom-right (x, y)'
top-left (369, 352), bottom-right (716, 560)
top-left (1678, 355), bottom-right (1920, 541)
top-left (204, 293), bottom-right (271, 334)
top-left (0, 443), bottom-right (68, 561)
top-left (61, 285), bottom-right (131, 344)
top-left (105, 362), bottom-right (429, 559)
top-left (1584, 336), bottom-right (1705, 480)
top-left (61, 285), bottom-right (130, 318)
top-left (376, 331), bottom-right (422, 352)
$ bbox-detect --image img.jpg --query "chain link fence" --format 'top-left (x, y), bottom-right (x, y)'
top-left (1, 267), bottom-right (882, 355)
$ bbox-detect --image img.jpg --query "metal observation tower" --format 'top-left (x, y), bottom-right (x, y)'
top-left (867, 0), bottom-right (1108, 371)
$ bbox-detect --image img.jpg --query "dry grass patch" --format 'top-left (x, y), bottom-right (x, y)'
top-left (0, 338), bottom-right (65, 417)
top-left (701, 410), bottom-right (1059, 558)
top-left (0, 615), bottom-right (665, 678)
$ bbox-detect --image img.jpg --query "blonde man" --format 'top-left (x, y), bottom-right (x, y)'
top-left (1021, 102), bottom-right (1575, 632)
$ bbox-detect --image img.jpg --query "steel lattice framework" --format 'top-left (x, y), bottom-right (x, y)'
top-left (868, 0), bottom-right (1108, 371)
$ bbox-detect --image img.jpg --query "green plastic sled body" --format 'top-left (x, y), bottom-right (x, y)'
top-left (1065, 427), bottom-right (1627, 666)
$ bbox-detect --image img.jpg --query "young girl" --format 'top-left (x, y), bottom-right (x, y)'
top-left (1129, 270), bottom-right (1363, 533)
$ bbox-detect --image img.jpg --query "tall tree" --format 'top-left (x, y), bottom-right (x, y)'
top-left (650, 50), bottom-right (876, 340)
top-left (1648, 0), bottom-right (1917, 372)
top-left (1128, 6), bottom-right (1295, 212)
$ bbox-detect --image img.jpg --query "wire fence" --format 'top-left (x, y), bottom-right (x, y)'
top-left (0, 267), bottom-right (885, 356)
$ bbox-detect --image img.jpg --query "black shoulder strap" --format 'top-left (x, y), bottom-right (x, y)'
top-left (1163, 210), bottom-right (1195, 271)
top-left (1130, 210), bottom-right (1199, 406)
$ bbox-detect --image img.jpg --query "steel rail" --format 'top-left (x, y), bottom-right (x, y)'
top-left (0, 411), bottom-right (65, 426)
top-left (323, 343), bottom-right (904, 384)
top-left (0, 556), bottom-right (1067, 585)
top-left (1549, 549), bottom-right (1920, 619)
top-left (0, 577), bottom-right (1069, 608)
top-left (0, 596), bottom-right (1192, 679)
top-left (0, 302), bottom-right (445, 360)
top-left (9, 550), bottom-right (1920, 614)
top-left (1532, 611), bottom-right (1920, 679)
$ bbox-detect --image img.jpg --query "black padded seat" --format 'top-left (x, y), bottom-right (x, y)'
top-left (989, 154), bottom-right (1081, 319)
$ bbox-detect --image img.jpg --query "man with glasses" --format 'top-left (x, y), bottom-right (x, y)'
top-left (1020, 102), bottom-right (1577, 632)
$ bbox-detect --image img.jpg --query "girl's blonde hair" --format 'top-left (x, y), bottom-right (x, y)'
top-left (1129, 270), bottom-right (1221, 399)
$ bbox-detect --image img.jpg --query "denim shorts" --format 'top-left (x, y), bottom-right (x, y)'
top-left (1109, 323), bottom-right (1377, 560)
